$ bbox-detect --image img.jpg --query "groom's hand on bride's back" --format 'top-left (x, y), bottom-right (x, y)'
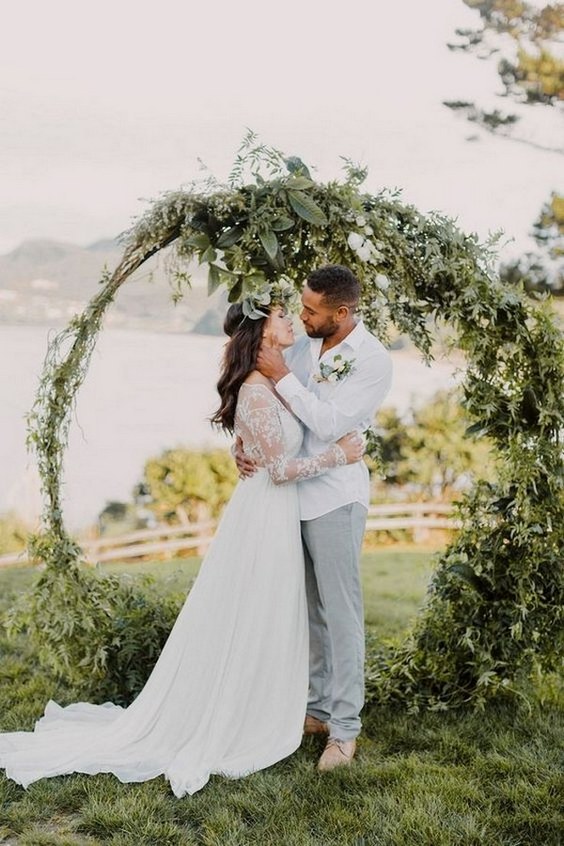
top-left (233, 436), bottom-right (257, 479)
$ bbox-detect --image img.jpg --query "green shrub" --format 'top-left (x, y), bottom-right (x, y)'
top-left (0, 512), bottom-right (31, 555)
top-left (142, 448), bottom-right (238, 523)
top-left (4, 566), bottom-right (184, 705)
top-left (372, 390), bottom-right (497, 499)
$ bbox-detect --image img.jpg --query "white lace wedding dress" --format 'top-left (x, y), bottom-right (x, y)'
top-left (0, 384), bottom-right (346, 797)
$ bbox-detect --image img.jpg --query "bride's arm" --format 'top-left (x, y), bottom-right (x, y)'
top-left (240, 386), bottom-right (353, 485)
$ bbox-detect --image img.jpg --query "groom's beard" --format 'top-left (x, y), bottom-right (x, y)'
top-left (302, 318), bottom-right (339, 339)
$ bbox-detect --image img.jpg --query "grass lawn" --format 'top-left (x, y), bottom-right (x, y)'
top-left (0, 549), bottom-right (562, 846)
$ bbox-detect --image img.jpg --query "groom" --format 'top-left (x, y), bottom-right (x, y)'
top-left (238, 265), bottom-right (392, 771)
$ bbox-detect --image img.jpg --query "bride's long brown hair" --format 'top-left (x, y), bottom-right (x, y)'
top-left (210, 303), bottom-right (267, 433)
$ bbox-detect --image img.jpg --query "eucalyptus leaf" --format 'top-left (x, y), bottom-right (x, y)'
top-left (186, 232), bottom-right (210, 250)
top-left (228, 279), bottom-right (243, 302)
top-left (465, 422), bottom-right (487, 437)
top-left (287, 190), bottom-right (328, 226)
top-left (217, 226), bottom-right (244, 249)
top-left (189, 213), bottom-right (211, 234)
top-left (271, 216), bottom-right (295, 231)
top-left (202, 245), bottom-right (217, 264)
top-left (285, 156), bottom-right (311, 178)
top-left (207, 264), bottom-right (221, 296)
top-left (259, 229), bottom-right (279, 261)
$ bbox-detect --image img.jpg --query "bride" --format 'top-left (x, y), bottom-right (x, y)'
top-left (0, 297), bottom-right (363, 797)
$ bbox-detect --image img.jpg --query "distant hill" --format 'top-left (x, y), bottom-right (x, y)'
top-left (0, 238), bottom-right (122, 297)
top-left (86, 238), bottom-right (122, 253)
top-left (0, 238), bottom-right (226, 334)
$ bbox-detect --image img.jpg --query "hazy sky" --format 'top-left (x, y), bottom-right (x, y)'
top-left (1, 0), bottom-right (560, 259)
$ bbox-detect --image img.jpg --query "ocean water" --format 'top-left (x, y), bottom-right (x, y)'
top-left (0, 324), bottom-right (460, 531)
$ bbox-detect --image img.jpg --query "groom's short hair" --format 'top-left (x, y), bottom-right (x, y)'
top-left (307, 265), bottom-right (360, 310)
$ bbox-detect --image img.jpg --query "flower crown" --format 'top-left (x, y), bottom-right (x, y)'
top-left (240, 279), bottom-right (299, 321)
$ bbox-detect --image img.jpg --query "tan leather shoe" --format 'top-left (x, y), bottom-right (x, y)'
top-left (317, 738), bottom-right (356, 772)
top-left (303, 714), bottom-right (329, 736)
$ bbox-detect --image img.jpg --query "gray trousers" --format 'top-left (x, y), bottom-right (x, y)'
top-left (301, 502), bottom-right (367, 741)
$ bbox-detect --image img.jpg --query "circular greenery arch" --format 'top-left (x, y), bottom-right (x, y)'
top-left (13, 137), bottom-right (563, 711)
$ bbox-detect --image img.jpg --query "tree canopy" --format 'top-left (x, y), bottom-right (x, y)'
top-left (445, 1), bottom-right (564, 294)
top-left (445, 0), bottom-right (563, 148)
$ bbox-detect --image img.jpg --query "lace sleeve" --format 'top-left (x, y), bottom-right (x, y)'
top-left (238, 385), bottom-right (347, 485)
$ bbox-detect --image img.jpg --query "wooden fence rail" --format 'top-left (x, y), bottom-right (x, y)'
top-left (0, 503), bottom-right (460, 568)
top-left (365, 502), bottom-right (461, 540)
top-left (0, 520), bottom-right (216, 569)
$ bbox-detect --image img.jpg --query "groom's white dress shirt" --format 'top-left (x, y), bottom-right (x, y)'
top-left (276, 320), bottom-right (392, 521)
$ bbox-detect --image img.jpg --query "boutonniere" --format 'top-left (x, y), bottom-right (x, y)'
top-left (314, 354), bottom-right (356, 384)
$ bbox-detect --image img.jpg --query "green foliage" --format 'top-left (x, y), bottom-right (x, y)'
top-left (141, 447), bottom-right (238, 522)
top-left (0, 512), bottom-right (30, 555)
top-left (512, 45), bottom-right (564, 102)
top-left (533, 191), bottom-right (564, 259)
top-left (446, 1), bottom-right (563, 152)
top-left (443, 99), bottom-right (522, 135)
top-left (374, 391), bottom-right (496, 497)
top-left (14, 137), bottom-right (564, 711)
top-left (447, 6), bottom-right (563, 298)
top-left (452, 1), bottom-right (564, 103)
top-left (5, 566), bottom-right (183, 706)
top-left (500, 191), bottom-right (564, 295)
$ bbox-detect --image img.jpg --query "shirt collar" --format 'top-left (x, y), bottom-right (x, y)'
top-left (309, 320), bottom-right (366, 364)
top-left (339, 320), bottom-right (366, 352)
